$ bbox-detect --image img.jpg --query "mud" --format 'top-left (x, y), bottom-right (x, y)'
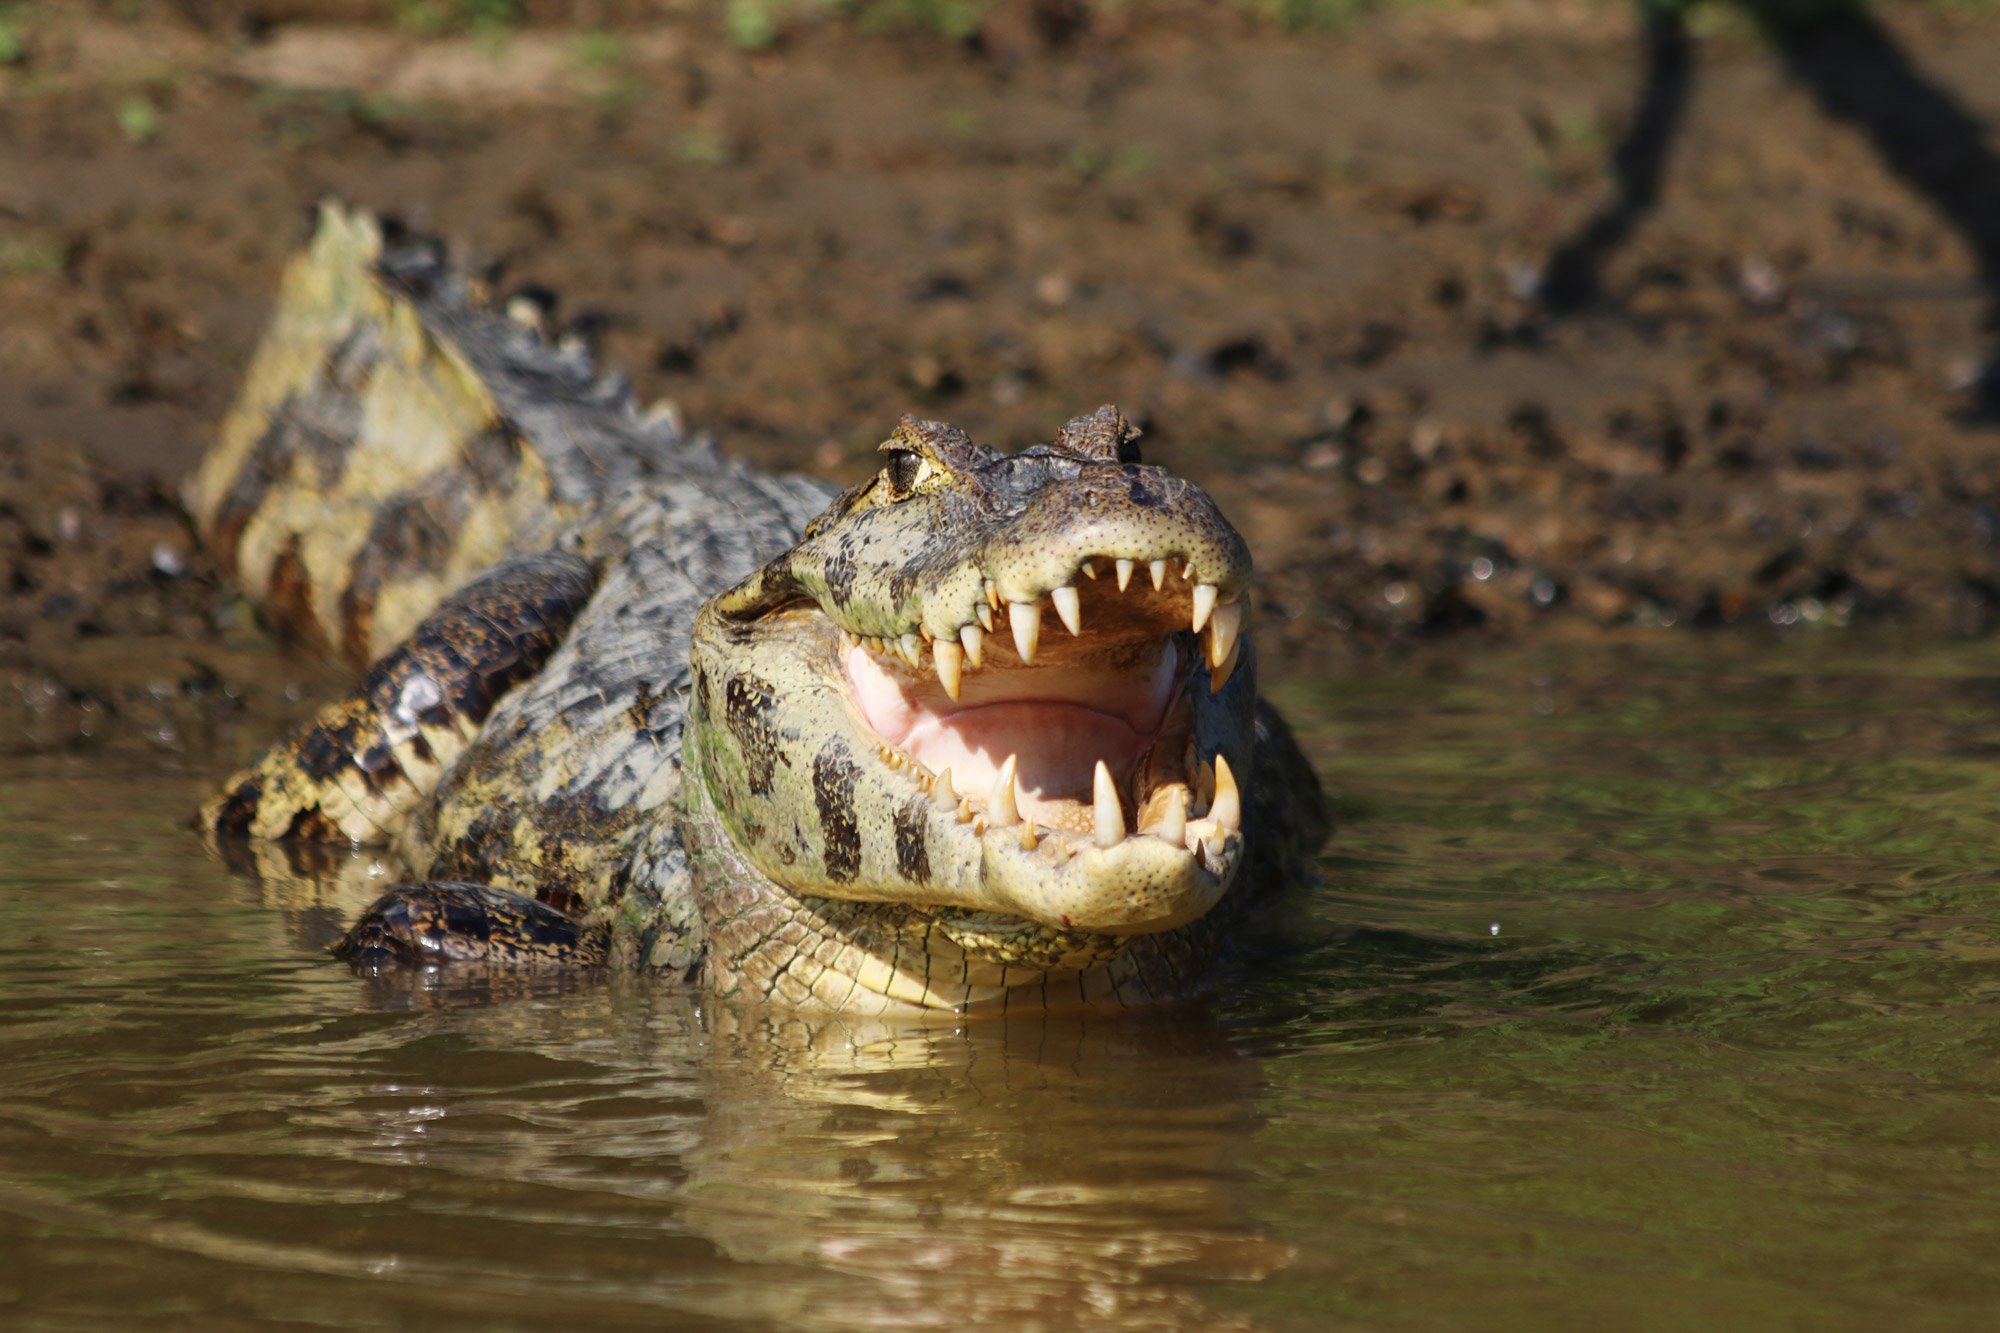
top-left (5, 1), bottom-right (2000, 755)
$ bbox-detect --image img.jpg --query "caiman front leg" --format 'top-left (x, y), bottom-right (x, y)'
top-left (204, 549), bottom-right (604, 969)
top-left (334, 881), bottom-right (608, 970)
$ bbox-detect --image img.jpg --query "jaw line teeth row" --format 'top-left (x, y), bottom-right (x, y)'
top-left (892, 566), bottom-right (1243, 691)
top-left (924, 751), bottom-right (1240, 861)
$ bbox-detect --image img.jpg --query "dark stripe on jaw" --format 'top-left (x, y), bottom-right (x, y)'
top-left (813, 744), bottom-right (862, 882)
top-left (724, 674), bottom-right (784, 796)
top-left (893, 795), bottom-right (932, 884)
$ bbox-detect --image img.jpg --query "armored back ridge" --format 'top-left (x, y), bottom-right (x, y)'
top-left (199, 204), bottom-right (1328, 1014)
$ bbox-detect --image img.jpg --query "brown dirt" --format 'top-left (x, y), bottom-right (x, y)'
top-left (5, 0), bottom-right (2000, 757)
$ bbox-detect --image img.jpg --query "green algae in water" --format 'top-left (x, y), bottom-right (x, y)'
top-left (2, 635), bottom-right (1999, 1329)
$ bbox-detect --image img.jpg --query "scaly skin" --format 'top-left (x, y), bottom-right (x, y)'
top-left (196, 204), bottom-right (1327, 1013)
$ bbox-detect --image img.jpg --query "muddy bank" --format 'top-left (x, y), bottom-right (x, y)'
top-left (5, 1), bottom-right (2000, 753)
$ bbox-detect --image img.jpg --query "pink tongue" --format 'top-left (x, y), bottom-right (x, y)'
top-left (844, 643), bottom-right (1175, 819)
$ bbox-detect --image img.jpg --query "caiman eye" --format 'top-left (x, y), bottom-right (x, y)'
top-left (882, 449), bottom-right (934, 498)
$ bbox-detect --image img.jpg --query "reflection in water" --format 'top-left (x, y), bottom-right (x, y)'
top-left (202, 824), bottom-right (1287, 1327)
top-left (0, 766), bottom-right (1283, 1329)
top-left (10, 637), bottom-right (2000, 1328)
top-left (687, 1007), bottom-right (1286, 1331)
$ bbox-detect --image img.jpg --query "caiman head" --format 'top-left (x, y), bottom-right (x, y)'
top-left (685, 406), bottom-right (1257, 939)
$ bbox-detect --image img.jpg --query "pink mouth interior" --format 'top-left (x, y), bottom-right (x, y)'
top-left (845, 640), bottom-right (1180, 824)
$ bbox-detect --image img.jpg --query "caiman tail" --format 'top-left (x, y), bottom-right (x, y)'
top-left (190, 202), bottom-right (743, 860)
top-left (184, 201), bottom-right (696, 668)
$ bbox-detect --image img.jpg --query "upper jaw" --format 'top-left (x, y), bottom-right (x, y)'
top-left (845, 549), bottom-right (1251, 708)
top-left (916, 466), bottom-right (1253, 699)
top-left (804, 457), bottom-right (1253, 694)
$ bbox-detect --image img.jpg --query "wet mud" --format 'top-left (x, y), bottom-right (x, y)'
top-left (5, 0), bottom-right (2000, 756)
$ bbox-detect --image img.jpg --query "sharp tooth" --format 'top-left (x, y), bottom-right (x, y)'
top-left (1093, 760), bottom-right (1124, 848)
top-left (1010, 601), bottom-right (1042, 663)
top-left (1202, 832), bottom-right (1226, 871)
top-left (990, 754), bottom-right (1020, 827)
top-left (899, 632), bottom-right (924, 669)
top-left (1184, 562), bottom-right (1197, 581)
top-left (1050, 585), bottom-right (1082, 636)
top-left (959, 622), bottom-right (984, 668)
top-left (985, 579), bottom-right (1001, 611)
top-left (976, 602), bottom-right (993, 633)
top-left (1020, 818), bottom-right (1039, 851)
top-left (956, 796), bottom-right (974, 824)
top-left (1207, 599), bottom-right (1243, 667)
top-left (1209, 637), bottom-right (1240, 694)
top-left (1211, 753), bottom-right (1241, 831)
top-left (1191, 583), bottom-right (1218, 633)
top-left (933, 638), bottom-right (963, 700)
top-left (1115, 558), bottom-right (1134, 591)
top-left (933, 768), bottom-right (958, 810)
top-left (1080, 560), bottom-right (1098, 580)
top-left (1149, 559), bottom-right (1168, 591)
top-left (1160, 786), bottom-right (1187, 845)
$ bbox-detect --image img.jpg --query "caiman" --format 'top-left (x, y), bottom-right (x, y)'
top-left (193, 203), bottom-right (1328, 1015)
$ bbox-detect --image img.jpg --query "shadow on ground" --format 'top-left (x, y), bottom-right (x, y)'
top-left (1543, 0), bottom-right (2000, 417)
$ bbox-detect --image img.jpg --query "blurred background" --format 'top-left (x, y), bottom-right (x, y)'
top-left (3, 0), bottom-right (2000, 715)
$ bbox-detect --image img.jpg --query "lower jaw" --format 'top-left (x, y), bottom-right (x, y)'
top-left (845, 667), bottom-right (1242, 932)
top-left (970, 819), bottom-right (1236, 934)
top-left (702, 887), bottom-right (1221, 1015)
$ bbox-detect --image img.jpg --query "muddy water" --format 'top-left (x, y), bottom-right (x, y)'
top-left (5, 636), bottom-right (2000, 1330)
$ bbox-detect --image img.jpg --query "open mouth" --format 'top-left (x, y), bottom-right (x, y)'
top-left (841, 556), bottom-right (1247, 900)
